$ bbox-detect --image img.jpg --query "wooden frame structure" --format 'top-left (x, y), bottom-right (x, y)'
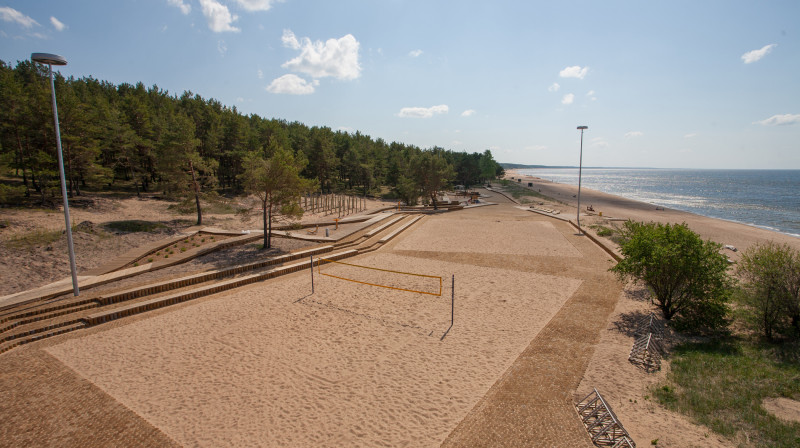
top-left (628, 333), bottom-right (662, 372)
top-left (576, 388), bottom-right (636, 447)
top-left (628, 313), bottom-right (665, 372)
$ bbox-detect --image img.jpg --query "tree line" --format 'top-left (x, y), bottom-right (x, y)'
top-left (0, 59), bottom-right (503, 214)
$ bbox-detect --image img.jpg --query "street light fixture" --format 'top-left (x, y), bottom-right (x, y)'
top-left (576, 125), bottom-right (588, 235)
top-left (31, 52), bottom-right (79, 296)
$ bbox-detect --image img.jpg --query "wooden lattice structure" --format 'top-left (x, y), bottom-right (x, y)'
top-left (633, 313), bottom-right (664, 340)
top-left (628, 313), bottom-right (665, 372)
top-left (576, 388), bottom-right (636, 447)
top-left (628, 333), bottom-right (662, 372)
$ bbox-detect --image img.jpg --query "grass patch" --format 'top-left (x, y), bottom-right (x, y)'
top-left (5, 228), bottom-right (63, 249)
top-left (498, 179), bottom-right (561, 203)
top-left (167, 196), bottom-right (238, 215)
top-left (653, 339), bottom-right (800, 447)
top-left (104, 220), bottom-right (166, 233)
top-left (590, 224), bottom-right (615, 237)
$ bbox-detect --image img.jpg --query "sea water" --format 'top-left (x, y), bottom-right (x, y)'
top-left (518, 168), bottom-right (800, 238)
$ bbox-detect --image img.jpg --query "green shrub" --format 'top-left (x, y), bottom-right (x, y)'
top-left (736, 242), bottom-right (800, 341)
top-left (611, 221), bottom-right (731, 333)
top-left (104, 220), bottom-right (166, 233)
top-left (0, 184), bottom-right (26, 205)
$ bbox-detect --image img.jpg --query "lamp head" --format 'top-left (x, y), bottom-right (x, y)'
top-left (31, 53), bottom-right (67, 66)
top-left (577, 125), bottom-right (588, 130)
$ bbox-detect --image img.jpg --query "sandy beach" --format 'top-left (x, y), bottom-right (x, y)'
top-left (1, 180), bottom-right (797, 447)
top-left (504, 168), bottom-right (800, 258)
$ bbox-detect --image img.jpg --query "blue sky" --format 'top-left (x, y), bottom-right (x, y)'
top-left (2, 0), bottom-right (799, 169)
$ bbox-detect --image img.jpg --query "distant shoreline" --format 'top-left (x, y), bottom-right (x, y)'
top-left (507, 167), bottom-right (800, 240)
top-left (503, 169), bottom-right (800, 257)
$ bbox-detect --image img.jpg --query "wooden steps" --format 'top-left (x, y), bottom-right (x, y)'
top-left (0, 211), bottom-right (426, 355)
top-left (84, 249), bottom-right (357, 327)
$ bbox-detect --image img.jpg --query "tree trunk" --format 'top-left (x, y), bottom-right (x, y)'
top-left (262, 197), bottom-right (272, 249)
top-left (189, 159), bottom-right (202, 225)
top-left (65, 144), bottom-right (78, 197)
top-left (261, 198), bottom-right (268, 249)
top-left (267, 206), bottom-right (273, 249)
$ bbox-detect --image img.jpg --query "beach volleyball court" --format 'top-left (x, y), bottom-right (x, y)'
top-left (45, 248), bottom-right (582, 447)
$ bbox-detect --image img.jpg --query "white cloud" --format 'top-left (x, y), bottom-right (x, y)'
top-left (741, 44), bottom-right (776, 64)
top-left (199, 0), bottom-right (240, 33)
top-left (461, 109), bottom-right (476, 117)
top-left (266, 74), bottom-right (319, 95)
top-left (0, 7), bottom-right (39, 28)
top-left (281, 29), bottom-right (301, 49)
top-left (625, 131), bottom-right (643, 138)
top-left (217, 40), bottom-right (227, 55)
top-left (559, 65), bottom-right (588, 79)
top-left (232, 0), bottom-right (281, 11)
top-left (167, 0), bottom-right (191, 15)
top-left (409, 49), bottom-right (423, 57)
top-left (397, 104), bottom-right (449, 118)
top-left (257, 69), bottom-right (264, 79)
top-left (591, 137), bottom-right (609, 149)
top-left (561, 93), bottom-right (575, 105)
top-left (548, 82), bottom-right (560, 92)
top-left (281, 30), bottom-right (361, 80)
top-left (525, 145), bottom-right (547, 151)
top-left (684, 132), bottom-right (697, 138)
top-left (754, 113), bottom-right (800, 126)
top-left (50, 16), bottom-right (66, 31)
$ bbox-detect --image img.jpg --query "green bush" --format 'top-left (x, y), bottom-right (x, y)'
top-left (736, 242), bottom-right (800, 341)
top-left (0, 184), bottom-right (26, 205)
top-left (611, 221), bottom-right (731, 333)
top-left (104, 220), bottom-right (166, 233)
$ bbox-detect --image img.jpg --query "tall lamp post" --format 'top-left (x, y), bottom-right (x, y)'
top-left (576, 125), bottom-right (588, 235)
top-left (32, 52), bottom-right (79, 296)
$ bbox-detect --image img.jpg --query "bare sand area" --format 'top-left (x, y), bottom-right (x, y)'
top-left (0, 195), bottom-right (392, 296)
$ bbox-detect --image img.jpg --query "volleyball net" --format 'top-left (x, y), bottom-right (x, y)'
top-left (317, 258), bottom-right (443, 296)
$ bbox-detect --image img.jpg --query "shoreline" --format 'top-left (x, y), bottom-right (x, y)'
top-left (503, 169), bottom-right (800, 258)
top-left (506, 168), bottom-right (800, 239)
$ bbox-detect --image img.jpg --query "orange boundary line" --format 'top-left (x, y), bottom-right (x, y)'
top-left (318, 258), bottom-right (442, 296)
